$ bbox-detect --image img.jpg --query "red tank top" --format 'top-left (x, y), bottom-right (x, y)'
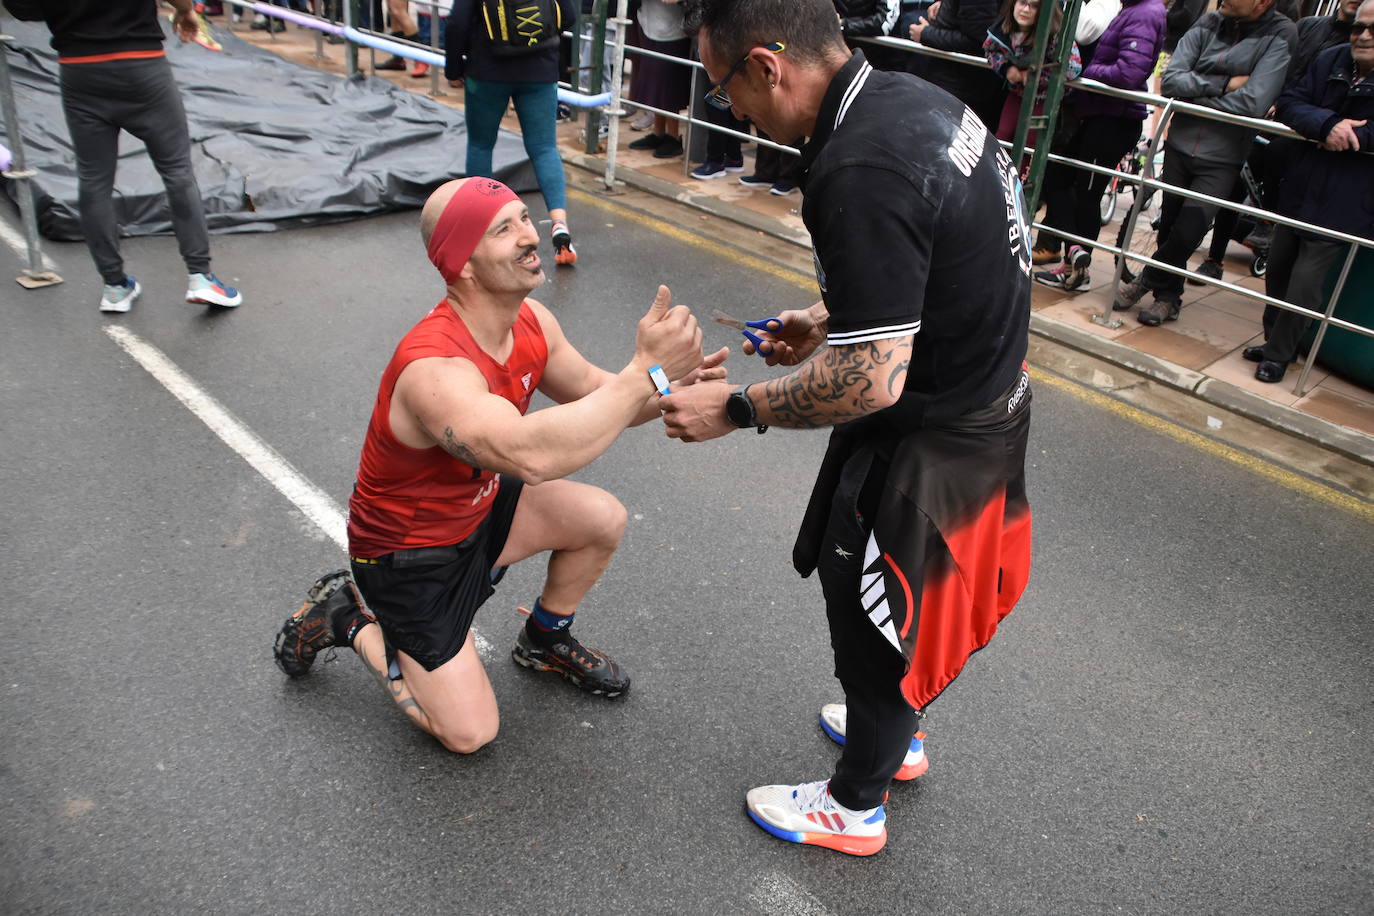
top-left (347, 300), bottom-right (548, 557)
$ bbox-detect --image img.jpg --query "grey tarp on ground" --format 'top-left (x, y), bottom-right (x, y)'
top-left (0, 18), bottom-right (536, 239)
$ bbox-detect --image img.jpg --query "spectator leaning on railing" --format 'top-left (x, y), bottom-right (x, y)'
top-left (1292, 0), bottom-right (1364, 82)
top-left (833, 0), bottom-right (904, 68)
top-left (1244, 0), bottom-right (1374, 384)
top-left (907, 0), bottom-right (1006, 130)
top-left (1113, 0), bottom-right (1297, 327)
top-left (982, 0), bottom-right (1082, 143)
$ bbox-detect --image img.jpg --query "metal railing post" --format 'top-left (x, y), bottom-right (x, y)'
top-left (0, 29), bottom-right (62, 289)
top-left (1013, 0), bottom-right (1081, 213)
top-left (1292, 242), bottom-right (1359, 398)
top-left (602, 0), bottom-right (629, 189)
top-left (584, 0), bottom-right (609, 154)
top-left (343, 0), bottom-right (359, 77)
top-left (428, 2), bottom-right (444, 96)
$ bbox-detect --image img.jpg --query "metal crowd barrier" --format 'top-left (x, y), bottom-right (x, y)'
top-left (576, 14), bottom-right (1370, 399)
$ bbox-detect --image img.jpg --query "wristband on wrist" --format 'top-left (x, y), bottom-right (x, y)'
top-left (648, 364), bottom-right (671, 396)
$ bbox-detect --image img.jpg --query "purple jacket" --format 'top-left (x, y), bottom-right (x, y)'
top-left (1073, 0), bottom-right (1167, 121)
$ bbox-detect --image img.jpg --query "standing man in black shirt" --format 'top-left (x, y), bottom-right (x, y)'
top-left (664, 0), bottom-right (1034, 857)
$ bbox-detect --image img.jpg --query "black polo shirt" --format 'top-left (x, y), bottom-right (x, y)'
top-left (800, 51), bottom-right (1032, 428)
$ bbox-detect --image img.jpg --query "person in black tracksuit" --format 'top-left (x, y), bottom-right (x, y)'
top-left (4, 0), bottom-right (243, 312)
top-left (664, 0), bottom-right (1033, 857)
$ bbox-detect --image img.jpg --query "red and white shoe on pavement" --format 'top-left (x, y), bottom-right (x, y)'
top-left (819, 702), bottom-right (929, 780)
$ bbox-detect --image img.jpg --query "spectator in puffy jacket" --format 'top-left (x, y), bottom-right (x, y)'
top-left (1113, 0), bottom-right (1297, 326)
top-left (1031, 0), bottom-right (1166, 289)
top-left (982, 0), bottom-right (1082, 141)
top-left (908, 0), bottom-right (1006, 129)
top-left (1245, 1), bottom-right (1374, 383)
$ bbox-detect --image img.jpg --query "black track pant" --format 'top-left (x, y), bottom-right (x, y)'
top-left (1140, 147), bottom-right (1241, 303)
top-left (60, 57), bottom-right (211, 285)
top-left (1037, 115), bottom-right (1142, 260)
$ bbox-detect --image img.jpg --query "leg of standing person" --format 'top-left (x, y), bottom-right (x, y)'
top-left (509, 80), bottom-right (578, 265)
top-left (1253, 229), bottom-right (1347, 382)
top-left (60, 64), bottom-right (131, 299)
top-left (1037, 116), bottom-right (1140, 290)
top-left (1194, 177), bottom-right (1248, 282)
top-left (118, 58), bottom-right (241, 307)
top-left (463, 77), bottom-right (511, 182)
top-left (692, 104), bottom-right (745, 178)
top-left (377, 0), bottom-right (420, 71)
top-left (1123, 148), bottom-right (1238, 325)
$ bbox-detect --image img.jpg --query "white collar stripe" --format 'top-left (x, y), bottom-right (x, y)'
top-left (826, 320), bottom-right (921, 344)
top-left (834, 61), bottom-right (873, 131)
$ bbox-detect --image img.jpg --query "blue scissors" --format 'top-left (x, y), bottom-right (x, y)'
top-left (711, 309), bottom-right (783, 356)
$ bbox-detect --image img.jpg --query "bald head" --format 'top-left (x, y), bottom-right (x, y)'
top-left (420, 178), bottom-right (471, 250)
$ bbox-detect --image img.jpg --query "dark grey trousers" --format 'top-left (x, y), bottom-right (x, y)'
top-left (1260, 226), bottom-right (1349, 364)
top-left (60, 56), bottom-right (211, 284)
top-left (1140, 146), bottom-right (1242, 303)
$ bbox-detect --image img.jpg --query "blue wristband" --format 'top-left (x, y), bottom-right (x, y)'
top-left (648, 364), bottom-right (671, 396)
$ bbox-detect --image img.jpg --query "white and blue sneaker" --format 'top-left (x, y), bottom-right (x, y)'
top-left (186, 272), bottom-right (243, 308)
top-left (820, 702), bottom-right (929, 781)
top-left (745, 779), bottom-right (887, 856)
top-left (100, 275), bottom-right (141, 313)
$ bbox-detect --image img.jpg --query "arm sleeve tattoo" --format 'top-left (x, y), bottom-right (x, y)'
top-left (757, 338), bottom-right (910, 429)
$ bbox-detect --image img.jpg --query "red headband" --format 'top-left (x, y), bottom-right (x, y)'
top-left (426, 178), bottom-right (521, 283)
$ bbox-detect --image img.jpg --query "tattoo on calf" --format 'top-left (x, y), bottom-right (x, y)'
top-left (761, 340), bottom-right (909, 428)
top-left (358, 640), bottom-right (426, 721)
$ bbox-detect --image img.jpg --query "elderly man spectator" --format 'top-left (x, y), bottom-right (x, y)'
top-left (1292, 0), bottom-right (1365, 80)
top-left (1113, 0), bottom-right (1297, 326)
top-left (1243, 0), bottom-right (1374, 383)
top-left (907, 0), bottom-right (1006, 129)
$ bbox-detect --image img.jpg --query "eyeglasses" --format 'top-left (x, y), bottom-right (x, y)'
top-left (704, 41), bottom-right (785, 111)
top-left (1351, 21), bottom-right (1373, 35)
top-left (1014, 0), bottom-right (1040, 7)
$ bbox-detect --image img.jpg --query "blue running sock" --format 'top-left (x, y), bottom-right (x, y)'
top-left (527, 597), bottom-right (573, 634)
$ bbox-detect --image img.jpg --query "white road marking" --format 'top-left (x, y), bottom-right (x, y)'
top-left (0, 212), bottom-right (57, 271)
top-left (102, 325), bottom-right (495, 658)
top-left (748, 871), bottom-right (837, 916)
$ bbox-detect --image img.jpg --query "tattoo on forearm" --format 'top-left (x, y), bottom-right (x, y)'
top-left (760, 340), bottom-right (909, 428)
top-left (440, 425), bottom-right (481, 467)
top-left (357, 641), bottom-right (426, 722)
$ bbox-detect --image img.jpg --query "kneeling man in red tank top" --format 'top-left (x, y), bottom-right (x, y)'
top-left (271, 177), bottom-right (722, 753)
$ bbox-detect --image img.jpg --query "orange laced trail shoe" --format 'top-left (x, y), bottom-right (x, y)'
top-left (745, 780), bottom-right (887, 856)
top-left (272, 570), bottom-right (372, 677)
top-left (551, 222), bottom-right (577, 266)
top-left (511, 620), bottom-right (628, 697)
top-left (819, 703), bottom-right (929, 781)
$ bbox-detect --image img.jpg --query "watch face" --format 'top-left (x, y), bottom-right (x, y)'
top-left (726, 391), bottom-right (753, 428)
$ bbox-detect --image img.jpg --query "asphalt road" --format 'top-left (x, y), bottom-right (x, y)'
top-left (1, 192), bottom-right (1370, 916)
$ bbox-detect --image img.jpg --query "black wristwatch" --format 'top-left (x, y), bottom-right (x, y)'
top-left (725, 385), bottom-right (768, 434)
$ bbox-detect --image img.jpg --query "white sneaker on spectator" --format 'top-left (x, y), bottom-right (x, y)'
top-left (100, 276), bottom-right (141, 314)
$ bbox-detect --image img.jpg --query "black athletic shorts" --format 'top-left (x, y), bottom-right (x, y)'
top-left (349, 478), bottom-right (524, 673)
